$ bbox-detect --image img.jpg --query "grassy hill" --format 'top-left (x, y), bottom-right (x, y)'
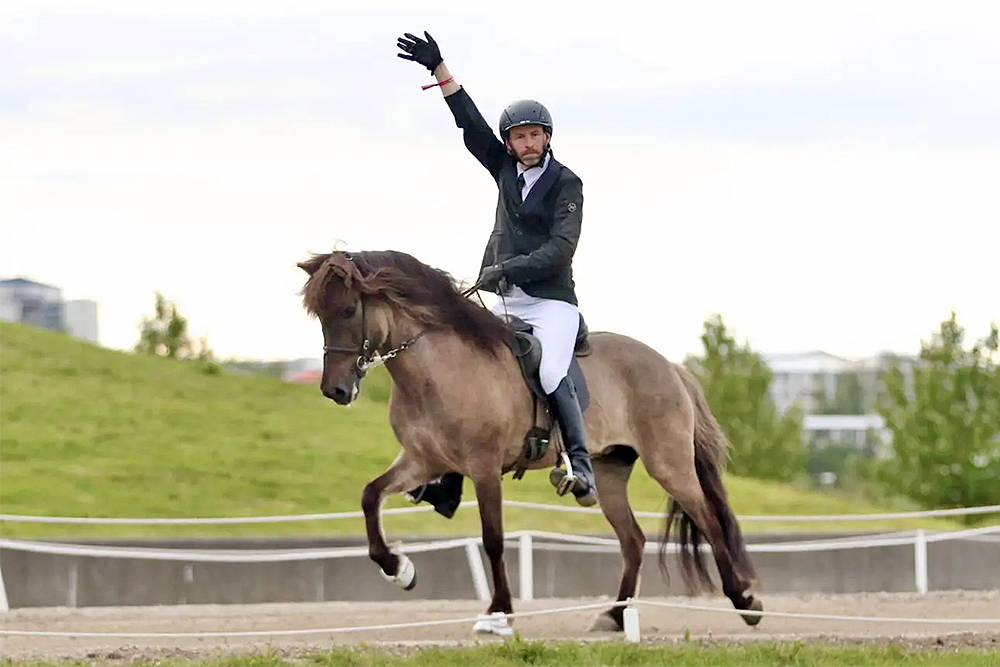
top-left (0, 321), bottom-right (965, 539)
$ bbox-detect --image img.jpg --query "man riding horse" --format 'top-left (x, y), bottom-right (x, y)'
top-left (397, 31), bottom-right (597, 512)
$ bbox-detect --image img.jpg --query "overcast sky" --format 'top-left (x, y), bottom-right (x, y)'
top-left (2, 0), bottom-right (998, 363)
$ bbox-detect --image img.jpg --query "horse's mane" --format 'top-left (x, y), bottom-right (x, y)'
top-left (298, 250), bottom-right (511, 358)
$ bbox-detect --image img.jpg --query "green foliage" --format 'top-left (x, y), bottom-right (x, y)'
top-left (806, 442), bottom-right (859, 489)
top-left (868, 312), bottom-right (1000, 518)
top-left (685, 314), bottom-right (807, 482)
top-left (135, 291), bottom-right (213, 361)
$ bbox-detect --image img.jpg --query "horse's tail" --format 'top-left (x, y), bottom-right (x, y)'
top-left (659, 367), bottom-right (757, 594)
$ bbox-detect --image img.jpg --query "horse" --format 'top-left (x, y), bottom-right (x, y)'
top-left (297, 249), bottom-right (763, 634)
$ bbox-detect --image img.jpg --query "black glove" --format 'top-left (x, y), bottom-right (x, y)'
top-left (396, 31), bottom-right (443, 72)
top-left (478, 264), bottom-right (505, 293)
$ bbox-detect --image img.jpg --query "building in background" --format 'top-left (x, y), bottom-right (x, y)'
top-left (62, 299), bottom-right (99, 344)
top-left (764, 350), bottom-right (916, 456)
top-left (0, 277), bottom-right (99, 344)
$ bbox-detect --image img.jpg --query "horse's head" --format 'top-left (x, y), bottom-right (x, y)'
top-left (298, 248), bottom-right (513, 404)
top-left (297, 251), bottom-right (387, 405)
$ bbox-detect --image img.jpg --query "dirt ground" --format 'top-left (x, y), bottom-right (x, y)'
top-left (2, 590), bottom-right (998, 662)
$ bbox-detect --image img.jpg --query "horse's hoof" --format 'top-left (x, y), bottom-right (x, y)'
top-left (379, 553), bottom-right (417, 590)
top-left (588, 610), bottom-right (623, 633)
top-left (740, 597), bottom-right (764, 626)
top-left (472, 611), bottom-right (513, 636)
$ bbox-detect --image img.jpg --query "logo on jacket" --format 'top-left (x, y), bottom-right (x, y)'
top-left (567, 202), bottom-right (578, 212)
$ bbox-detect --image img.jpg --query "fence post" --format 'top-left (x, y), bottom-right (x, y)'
top-left (0, 551), bottom-right (9, 612)
top-left (465, 541), bottom-right (491, 602)
top-left (914, 529), bottom-right (928, 595)
top-left (519, 533), bottom-right (534, 601)
top-left (623, 603), bottom-right (640, 643)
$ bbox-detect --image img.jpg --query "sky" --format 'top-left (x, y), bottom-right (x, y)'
top-left (2, 0), bottom-right (998, 364)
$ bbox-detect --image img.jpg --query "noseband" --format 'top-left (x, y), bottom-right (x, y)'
top-left (323, 297), bottom-right (373, 378)
top-left (322, 295), bottom-right (424, 377)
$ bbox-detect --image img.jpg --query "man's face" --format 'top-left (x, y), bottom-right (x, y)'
top-left (506, 125), bottom-right (550, 167)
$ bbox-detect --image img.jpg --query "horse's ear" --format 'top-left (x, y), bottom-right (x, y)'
top-left (297, 255), bottom-right (327, 276)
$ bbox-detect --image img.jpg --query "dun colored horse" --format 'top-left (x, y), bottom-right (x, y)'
top-left (298, 249), bottom-right (763, 633)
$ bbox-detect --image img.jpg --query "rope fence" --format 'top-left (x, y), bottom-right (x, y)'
top-left (1, 597), bottom-right (997, 641)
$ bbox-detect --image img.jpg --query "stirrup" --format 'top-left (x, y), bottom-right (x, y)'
top-left (549, 453), bottom-right (597, 506)
top-left (550, 452), bottom-right (578, 496)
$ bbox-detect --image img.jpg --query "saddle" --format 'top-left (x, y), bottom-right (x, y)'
top-left (502, 312), bottom-right (591, 409)
top-left (500, 312), bottom-right (592, 479)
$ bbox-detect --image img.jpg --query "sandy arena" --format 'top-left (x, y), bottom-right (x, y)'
top-left (2, 590), bottom-right (999, 661)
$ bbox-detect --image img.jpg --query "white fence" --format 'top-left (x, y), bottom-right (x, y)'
top-left (2, 501), bottom-right (998, 614)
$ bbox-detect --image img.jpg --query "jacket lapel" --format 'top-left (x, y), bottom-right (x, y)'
top-left (501, 160), bottom-right (522, 210)
top-left (519, 157), bottom-right (562, 210)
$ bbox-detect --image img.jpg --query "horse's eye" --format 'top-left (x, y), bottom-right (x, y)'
top-left (342, 305), bottom-right (356, 318)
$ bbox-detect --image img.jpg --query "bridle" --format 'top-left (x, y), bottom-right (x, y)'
top-left (322, 252), bottom-right (493, 378)
top-left (322, 295), bottom-right (423, 378)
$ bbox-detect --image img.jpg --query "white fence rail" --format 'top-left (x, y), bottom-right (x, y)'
top-left (3, 501), bottom-right (998, 524)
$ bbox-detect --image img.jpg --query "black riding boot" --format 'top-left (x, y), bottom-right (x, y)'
top-left (404, 472), bottom-right (464, 519)
top-left (547, 376), bottom-right (598, 506)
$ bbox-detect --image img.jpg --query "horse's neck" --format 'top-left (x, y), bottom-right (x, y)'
top-left (384, 331), bottom-right (508, 398)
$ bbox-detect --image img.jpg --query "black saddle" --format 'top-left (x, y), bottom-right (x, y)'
top-left (501, 312), bottom-right (591, 412)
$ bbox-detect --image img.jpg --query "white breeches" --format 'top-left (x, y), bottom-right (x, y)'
top-left (492, 285), bottom-right (580, 395)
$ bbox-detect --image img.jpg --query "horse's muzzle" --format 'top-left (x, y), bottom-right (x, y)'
top-left (323, 383), bottom-right (358, 406)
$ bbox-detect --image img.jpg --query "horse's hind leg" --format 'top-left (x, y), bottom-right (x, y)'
top-left (588, 450), bottom-right (644, 632)
top-left (361, 450), bottom-right (430, 589)
top-left (645, 431), bottom-right (760, 623)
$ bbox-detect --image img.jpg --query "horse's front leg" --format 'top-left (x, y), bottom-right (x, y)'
top-left (361, 450), bottom-right (429, 589)
top-left (469, 471), bottom-right (515, 635)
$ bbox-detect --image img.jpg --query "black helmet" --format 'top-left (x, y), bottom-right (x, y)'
top-left (498, 99), bottom-right (553, 140)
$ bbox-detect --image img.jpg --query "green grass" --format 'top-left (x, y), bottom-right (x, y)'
top-left (0, 321), bottom-right (975, 540)
top-left (3, 639), bottom-right (998, 666)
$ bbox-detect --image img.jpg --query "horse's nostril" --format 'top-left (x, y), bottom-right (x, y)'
top-left (323, 385), bottom-right (351, 404)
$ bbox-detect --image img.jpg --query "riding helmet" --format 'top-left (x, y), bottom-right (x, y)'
top-left (498, 99), bottom-right (553, 140)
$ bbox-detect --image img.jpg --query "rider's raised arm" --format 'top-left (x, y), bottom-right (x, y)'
top-left (438, 66), bottom-right (506, 181)
top-left (397, 31), bottom-right (506, 181)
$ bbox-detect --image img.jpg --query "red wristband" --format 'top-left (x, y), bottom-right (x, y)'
top-left (421, 76), bottom-right (454, 91)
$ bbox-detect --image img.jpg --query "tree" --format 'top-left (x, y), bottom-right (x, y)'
top-left (135, 292), bottom-right (213, 361)
top-left (869, 312), bottom-right (1000, 517)
top-left (684, 314), bottom-right (807, 482)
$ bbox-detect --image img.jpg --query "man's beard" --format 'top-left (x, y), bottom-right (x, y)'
top-left (518, 145), bottom-right (547, 167)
